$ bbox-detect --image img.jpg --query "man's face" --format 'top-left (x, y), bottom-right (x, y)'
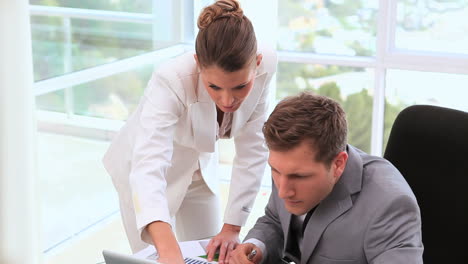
top-left (269, 140), bottom-right (347, 215)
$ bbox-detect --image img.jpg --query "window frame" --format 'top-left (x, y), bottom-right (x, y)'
top-left (31, 0), bottom-right (468, 154)
top-left (276, 0), bottom-right (468, 156)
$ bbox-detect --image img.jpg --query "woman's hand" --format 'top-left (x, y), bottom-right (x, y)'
top-left (206, 223), bottom-right (241, 264)
top-left (147, 221), bottom-right (185, 264)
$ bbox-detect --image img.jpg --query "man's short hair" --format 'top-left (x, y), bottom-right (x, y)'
top-left (263, 92), bottom-right (348, 166)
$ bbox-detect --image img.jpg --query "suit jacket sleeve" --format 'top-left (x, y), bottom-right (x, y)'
top-left (244, 184), bottom-right (284, 263)
top-left (223, 49), bottom-right (277, 226)
top-left (129, 70), bottom-right (184, 243)
top-left (365, 194), bottom-right (424, 264)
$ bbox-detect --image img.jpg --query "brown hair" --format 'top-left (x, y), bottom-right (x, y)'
top-left (263, 92), bottom-right (348, 166)
top-left (195, 0), bottom-right (257, 72)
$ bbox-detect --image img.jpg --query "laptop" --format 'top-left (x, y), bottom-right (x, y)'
top-left (102, 249), bottom-right (212, 264)
top-left (102, 250), bottom-right (156, 264)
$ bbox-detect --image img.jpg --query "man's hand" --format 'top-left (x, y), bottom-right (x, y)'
top-left (229, 243), bottom-right (263, 264)
top-left (206, 223), bottom-right (241, 264)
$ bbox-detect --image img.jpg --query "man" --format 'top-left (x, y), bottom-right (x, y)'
top-left (229, 92), bottom-right (423, 264)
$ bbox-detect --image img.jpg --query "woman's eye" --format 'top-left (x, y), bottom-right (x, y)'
top-left (209, 85), bottom-right (221, 91)
top-left (235, 85), bottom-right (246, 90)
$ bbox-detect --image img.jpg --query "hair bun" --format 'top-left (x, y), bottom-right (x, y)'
top-left (197, 0), bottom-right (243, 30)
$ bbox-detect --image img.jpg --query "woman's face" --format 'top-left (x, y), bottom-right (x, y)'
top-left (197, 55), bottom-right (262, 113)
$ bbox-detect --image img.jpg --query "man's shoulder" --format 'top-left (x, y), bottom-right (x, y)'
top-left (344, 145), bottom-right (416, 206)
top-left (357, 151), bottom-right (417, 205)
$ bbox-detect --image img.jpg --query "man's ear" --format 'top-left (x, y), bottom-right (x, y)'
top-left (256, 53), bottom-right (263, 67)
top-left (333, 151), bottom-right (348, 183)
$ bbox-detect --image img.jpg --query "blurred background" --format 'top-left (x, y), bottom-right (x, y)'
top-left (23, 0), bottom-right (468, 263)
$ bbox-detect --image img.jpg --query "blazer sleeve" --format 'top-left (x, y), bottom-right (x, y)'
top-left (364, 194), bottom-right (424, 264)
top-left (129, 70), bottom-right (185, 243)
top-left (244, 185), bottom-right (284, 263)
top-left (223, 49), bottom-right (277, 226)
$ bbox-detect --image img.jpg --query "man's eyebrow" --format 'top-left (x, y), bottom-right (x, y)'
top-left (233, 82), bottom-right (248, 88)
top-left (208, 82), bottom-right (220, 88)
top-left (268, 162), bottom-right (313, 177)
top-left (289, 172), bottom-right (312, 177)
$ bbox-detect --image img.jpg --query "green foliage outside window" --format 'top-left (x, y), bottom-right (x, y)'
top-left (277, 62), bottom-right (406, 153)
top-left (278, 0), bottom-right (377, 56)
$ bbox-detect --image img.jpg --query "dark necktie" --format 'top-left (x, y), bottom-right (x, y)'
top-left (285, 219), bottom-right (301, 263)
top-left (285, 207), bottom-right (316, 263)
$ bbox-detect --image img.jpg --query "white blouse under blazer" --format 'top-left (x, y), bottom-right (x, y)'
top-left (102, 46), bottom-right (277, 241)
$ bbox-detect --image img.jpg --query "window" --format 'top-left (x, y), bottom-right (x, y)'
top-left (396, 0), bottom-right (468, 54)
top-left (384, 69), bottom-right (468, 148)
top-left (278, 0), bottom-right (379, 56)
top-left (277, 0), bottom-right (468, 155)
top-left (277, 63), bottom-right (375, 152)
top-left (30, 2), bottom-right (155, 82)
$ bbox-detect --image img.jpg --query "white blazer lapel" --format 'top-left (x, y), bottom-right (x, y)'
top-left (231, 72), bottom-right (267, 136)
top-left (189, 74), bottom-right (216, 153)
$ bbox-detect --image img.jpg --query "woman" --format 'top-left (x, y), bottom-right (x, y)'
top-left (102, 0), bottom-right (277, 263)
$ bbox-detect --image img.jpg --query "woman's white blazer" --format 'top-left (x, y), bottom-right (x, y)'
top-left (102, 47), bottom-right (277, 241)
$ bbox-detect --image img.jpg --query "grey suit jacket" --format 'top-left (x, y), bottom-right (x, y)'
top-left (245, 145), bottom-right (423, 264)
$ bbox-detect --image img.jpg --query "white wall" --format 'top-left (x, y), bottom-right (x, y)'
top-left (0, 0), bottom-right (40, 263)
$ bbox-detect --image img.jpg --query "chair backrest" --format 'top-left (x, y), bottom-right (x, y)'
top-left (383, 104), bottom-right (468, 263)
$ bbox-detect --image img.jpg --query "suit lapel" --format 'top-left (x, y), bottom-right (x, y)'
top-left (300, 194), bottom-right (353, 263)
top-left (230, 72), bottom-right (267, 136)
top-left (189, 73), bottom-right (216, 152)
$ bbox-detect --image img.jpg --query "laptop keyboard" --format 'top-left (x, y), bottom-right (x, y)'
top-left (146, 252), bottom-right (210, 263)
top-left (184, 257), bottom-right (209, 264)
top-left (147, 252), bottom-right (158, 260)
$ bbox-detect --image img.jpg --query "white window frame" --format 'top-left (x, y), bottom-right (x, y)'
top-left (30, 1), bottom-right (193, 138)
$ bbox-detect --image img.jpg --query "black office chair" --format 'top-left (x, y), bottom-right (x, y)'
top-left (383, 104), bottom-right (468, 263)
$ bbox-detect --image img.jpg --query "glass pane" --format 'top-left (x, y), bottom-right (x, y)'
top-left (396, 0), bottom-right (468, 54)
top-left (36, 90), bottom-right (66, 113)
top-left (30, 1), bottom-right (179, 81)
top-left (72, 64), bottom-right (154, 120)
top-left (30, 0), bottom-right (152, 13)
top-left (278, 0), bottom-right (378, 56)
top-left (30, 16), bottom-right (66, 81)
top-left (39, 132), bottom-right (120, 253)
top-left (31, 16), bottom-right (154, 81)
top-left (277, 62), bottom-right (374, 152)
top-left (384, 70), bottom-right (468, 148)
